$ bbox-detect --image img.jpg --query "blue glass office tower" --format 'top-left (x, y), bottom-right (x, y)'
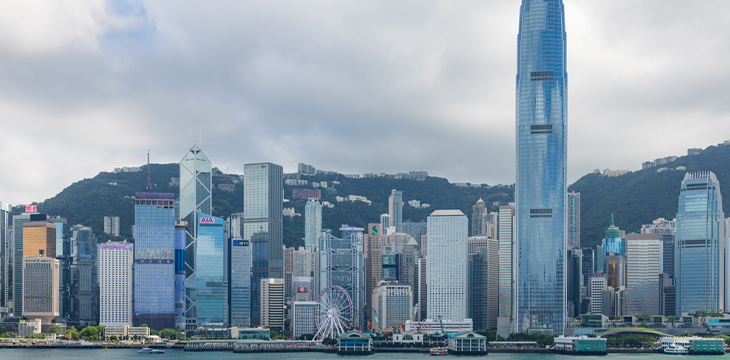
top-left (515, 0), bottom-right (567, 335)
top-left (230, 235), bottom-right (251, 328)
top-left (134, 192), bottom-right (176, 330)
top-left (244, 163), bottom-right (283, 327)
top-left (600, 215), bottom-right (625, 272)
top-left (196, 213), bottom-right (227, 327)
top-left (676, 172), bottom-right (724, 314)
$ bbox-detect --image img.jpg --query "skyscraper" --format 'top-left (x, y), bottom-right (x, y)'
top-left (179, 144), bottom-right (212, 329)
top-left (304, 199), bottom-right (322, 253)
top-left (174, 223), bottom-right (187, 330)
top-left (318, 227), bottom-right (365, 329)
top-left (13, 210), bottom-right (43, 316)
top-left (468, 240), bottom-right (498, 330)
top-left (104, 216), bottom-right (120, 237)
top-left (59, 224), bottom-right (98, 327)
top-left (230, 234), bottom-right (251, 328)
top-left (365, 223), bottom-right (383, 330)
top-left (472, 199), bottom-right (486, 236)
top-left (244, 162), bottom-right (283, 327)
top-left (497, 204), bottom-right (515, 330)
top-left (0, 202), bottom-right (9, 318)
top-left (567, 192), bottom-right (580, 248)
top-left (99, 241), bottom-right (133, 327)
top-left (676, 172), bottom-right (724, 315)
top-left (22, 256), bottom-right (59, 324)
top-left (196, 213), bottom-right (227, 327)
top-left (427, 210), bottom-right (467, 322)
top-left (389, 190), bottom-right (403, 233)
top-left (624, 233), bottom-right (662, 316)
top-left (134, 192), bottom-right (175, 330)
top-left (515, 0), bottom-right (567, 335)
top-left (260, 278), bottom-right (284, 329)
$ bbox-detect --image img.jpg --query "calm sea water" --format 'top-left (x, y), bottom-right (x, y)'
top-left (0, 349), bottom-right (726, 360)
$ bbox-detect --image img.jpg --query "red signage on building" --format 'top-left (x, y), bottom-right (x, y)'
top-left (25, 205), bottom-right (37, 212)
top-left (200, 217), bottom-right (214, 224)
top-left (297, 287), bottom-right (306, 293)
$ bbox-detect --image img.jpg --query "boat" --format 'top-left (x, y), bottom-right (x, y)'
top-left (664, 343), bottom-right (689, 355)
top-left (430, 347), bottom-right (448, 356)
top-left (138, 347), bottom-right (165, 354)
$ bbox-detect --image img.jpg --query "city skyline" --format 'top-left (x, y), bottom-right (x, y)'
top-left (2, 1), bottom-right (730, 205)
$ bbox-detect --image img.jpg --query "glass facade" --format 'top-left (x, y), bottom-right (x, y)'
top-left (427, 210), bottom-right (468, 322)
top-left (676, 172), bottom-right (724, 314)
top-left (174, 224), bottom-right (186, 330)
top-left (318, 228), bottom-right (365, 329)
top-left (0, 202), bottom-right (8, 318)
top-left (244, 162), bottom-right (283, 327)
top-left (515, 0), bottom-right (567, 335)
top-left (389, 190), bottom-right (403, 233)
top-left (179, 144), bottom-right (212, 329)
top-left (567, 192), bottom-right (580, 248)
top-left (304, 199), bottom-right (322, 253)
top-left (196, 213), bottom-right (227, 327)
top-left (59, 225), bottom-right (98, 327)
top-left (230, 235), bottom-right (251, 327)
top-left (134, 192), bottom-right (176, 330)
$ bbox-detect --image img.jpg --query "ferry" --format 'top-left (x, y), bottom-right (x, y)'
top-left (430, 347), bottom-right (448, 356)
top-left (138, 347), bottom-right (165, 354)
top-left (664, 343), bottom-right (689, 355)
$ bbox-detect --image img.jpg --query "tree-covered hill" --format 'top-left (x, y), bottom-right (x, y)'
top-left (570, 144), bottom-right (730, 249)
top-left (19, 163), bottom-right (514, 249)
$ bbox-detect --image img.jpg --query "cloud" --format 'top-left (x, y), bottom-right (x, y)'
top-left (1, 0), bottom-right (729, 205)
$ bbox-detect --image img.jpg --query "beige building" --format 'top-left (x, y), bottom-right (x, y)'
top-left (261, 278), bottom-right (284, 329)
top-left (103, 325), bottom-right (151, 338)
top-left (365, 223), bottom-right (383, 331)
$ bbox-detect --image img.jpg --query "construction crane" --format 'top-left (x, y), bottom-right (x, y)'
top-left (437, 315), bottom-right (446, 337)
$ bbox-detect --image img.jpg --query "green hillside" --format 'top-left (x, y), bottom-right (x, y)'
top-left (20, 164), bottom-right (513, 248)
top-left (570, 144), bottom-right (730, 249)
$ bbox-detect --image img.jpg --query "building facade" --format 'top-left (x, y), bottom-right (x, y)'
top-left (567, 192), bottom-right (580, 248)
top-left (468, 242), bottom-right (498, 330)
top-left (134, 192), bottom-right (175, 330)
top-left (372, 281), bottom-right (412, 331)
top-left (292, 301), bottom-right (318, 338)
top-left (427, 210), bottom-right (467, 322)
top-left (230, 235), bottom-right (251, 328)
top-left (99, 241), bottom-right (133, 326)
top-left (22, 256), bottom-right (60, 323)
top-left (318, 227), bottom-right (365, 330)
top-left (59, 224), bottom-right (98, 327)
top-left (624, 234), bottom-right (662, 316)
top-left (179, 144), bottom-right (213, 329)
top-left (498, 204), bottom-right (515, 321)
top-left (365, 224), bottom-right (383, 330)
top-left (676, 172), bottom-right (724, 314)
top-left (260, 278), bottom-right (284, 329)
top-left (244, 162), bottom-right (283, 327)
top-left (0, 202), bottom-right (8, 318)
top-left (104, 216), bottom-right (120, 237)
top-left (304, 199), bottom-right (322, 253)
top-left (515, 0), bottom-right (567, 335)
top-left (389, 190), bottom-right (403, 233)
top-left (196, 213), bottom-right (226, 327)
top-left (472, 199), bottom-right (486, 237)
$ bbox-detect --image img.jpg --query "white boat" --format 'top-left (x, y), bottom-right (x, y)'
top-left (138, 347), bottom-right (165, 354)
top-left (664, 343), bottom-right (689, 355)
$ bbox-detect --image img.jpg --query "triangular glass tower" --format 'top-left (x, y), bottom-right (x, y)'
top-left (179, 144), bottom-right (212, 329)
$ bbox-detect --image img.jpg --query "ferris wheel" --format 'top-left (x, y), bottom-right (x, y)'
top-left (312, 285), bottom-right (354, 340)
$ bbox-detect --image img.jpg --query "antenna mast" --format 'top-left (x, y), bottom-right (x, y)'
top-left (147, 150), bottom-right (152, 192)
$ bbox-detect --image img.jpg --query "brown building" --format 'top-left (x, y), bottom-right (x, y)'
top-left (261, 278), bottom-right (285, 329)
top-left (23, 221), bottom-right (56, 258)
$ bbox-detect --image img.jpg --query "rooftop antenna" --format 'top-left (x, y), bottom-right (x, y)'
top-left (147, 150), bottom-right (152, 192)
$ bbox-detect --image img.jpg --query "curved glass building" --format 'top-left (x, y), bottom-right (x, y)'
top-left (675, 172), bottom-right (724, 315)
top-left (515, 0), bottom-right (567, 335)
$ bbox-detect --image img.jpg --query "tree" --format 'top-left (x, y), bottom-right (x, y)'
top-left (47, 325), bottom-right (63, 335)
top-left (79, 326), bottom-right (99, 340)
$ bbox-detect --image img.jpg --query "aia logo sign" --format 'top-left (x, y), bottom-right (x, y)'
top-left (200, 217), bottom-right (214, 224)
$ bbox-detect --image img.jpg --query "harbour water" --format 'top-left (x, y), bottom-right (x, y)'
top-left (0, 349), bottom-right (727, 360)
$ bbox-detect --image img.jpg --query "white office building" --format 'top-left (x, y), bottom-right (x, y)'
top-left (372, 281), bottom-right (412, 331)
top-left (292, 301), bottom-right (318, 338)
top-left (427, 210), bottom-right (468, 321)
top-left (99, 241), bottom-right (133, 326)
top-left (590, 274), bottom-right (607, 315)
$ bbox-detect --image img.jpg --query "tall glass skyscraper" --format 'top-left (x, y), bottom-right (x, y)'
top-left (134, 192), bottom-right (176, 330)
top-left (179, 144), bottom-right (212, 329)
top-left (389, 190), bottom-right (403, 233)
top-left (567, 192), bottom-right (580, 248)
top-left (676, 172), bottom-right (724, 315)
top-left (196, 213), bottom-right (227, 327)
top-left (0, 202), bottom-right (8, 318)
top-left (515, 0), bottom-right (567, 335)
top-left (304, 199), bottom-right (322, 253)
top-left (244, 162), bottom-right (283, 327)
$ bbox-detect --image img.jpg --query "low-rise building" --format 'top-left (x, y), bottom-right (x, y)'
top-left (292, 301), bottom-right (318, 338)
top-left (404, 318), bottom-right (473, 334)
top-left (103, 325), bottom-right (151, 338)
top-left (17, 319), bottom-right (41, 337)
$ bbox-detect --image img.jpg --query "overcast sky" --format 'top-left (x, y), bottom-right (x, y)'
top-left (1, 1), bottom-right (729, 205)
